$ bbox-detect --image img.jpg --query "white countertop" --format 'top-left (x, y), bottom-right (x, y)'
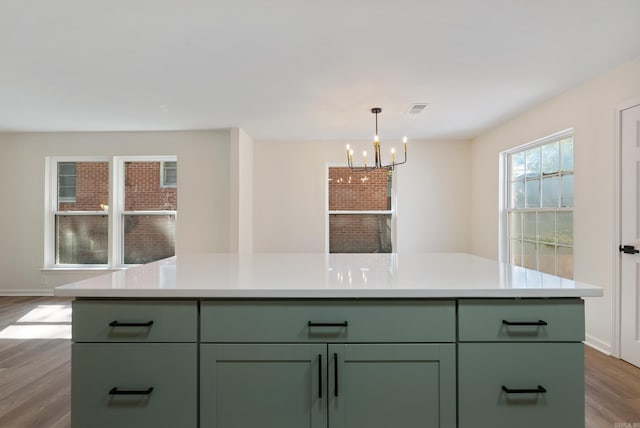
top-left (54, 253), bottom-right (604, 298)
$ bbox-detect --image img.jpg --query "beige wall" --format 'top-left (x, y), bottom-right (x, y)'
top-left (470, 56), bottom-right (640, 353)
top-left (252, 139), bottom-right (471, 253)
top-left (229, 128), bottom-right (254, 254)
top-left (0, 130), bottom-right (232, 292)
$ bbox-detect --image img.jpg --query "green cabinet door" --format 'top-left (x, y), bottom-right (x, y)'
top-left (201, 344), bottom-right (327, 428)
top-left (328, 344), bottom-right (456, 428)
top-left (458, 342), bottom-right (584, 428)
top-left (72, 343), bottom-right (197, 428)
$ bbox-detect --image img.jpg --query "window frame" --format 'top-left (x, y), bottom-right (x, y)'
top-left (325, 164), bottom-right (396, 253)
top-left (499, 129), bottom-right (574, 278)
top-left (44, 155), bottom-right (177, 269)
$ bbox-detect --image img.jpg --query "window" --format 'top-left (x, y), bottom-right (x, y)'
top-left (46, 156), bottom-right (177, 268)
top-left (161, 161), bottom-right (177, 188)
top-left (328, 167), bottom-right (393, 253)
top-left (503, 130), bottom-right (573, 278)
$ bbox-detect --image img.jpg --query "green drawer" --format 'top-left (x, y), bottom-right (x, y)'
top-left (458, 299), bottom-right (584, 342)
top-left (72, 300), bottom-right (197, 343)
top-left (458, 342), bottom-right (584, 428)
top-left (201, 300), bottom-right (455, 343)
top-left (72, 343), bottom-right (197, 428)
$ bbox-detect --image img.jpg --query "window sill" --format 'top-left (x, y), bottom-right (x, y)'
top-left (40, 266), bottom-right (129, 272)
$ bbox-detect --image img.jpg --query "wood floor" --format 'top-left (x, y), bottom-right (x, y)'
top-left (0, 297), bottom-right (639, 428)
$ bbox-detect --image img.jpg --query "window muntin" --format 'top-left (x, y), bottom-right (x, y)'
top-left (47, 156), bottom-right (177, 268)
top-left (505, 132), bottom-right (573, 278)
top-left (328, 167), bottom-right (393, 253)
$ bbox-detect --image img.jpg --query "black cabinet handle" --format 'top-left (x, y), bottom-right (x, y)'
top-left (501, 385), bottom-right (547, 394)
top-left (308, 321), bottom-right (348, 327)
top-left (109, 387), bottom-right (154, 395)
top-left (334, 353), bottom-right (339, 397)
top-left (109, 320), bottom-right (154, 327)
top-left (502, 319), bottom-right (548, 326)
top-left (318, 354), bottom-right (322, 398)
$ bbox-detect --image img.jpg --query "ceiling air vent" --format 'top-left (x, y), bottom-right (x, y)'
top-left (408, 103), bottom-right (429, 114)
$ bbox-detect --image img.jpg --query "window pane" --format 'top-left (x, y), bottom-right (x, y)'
top-left (328, 168), bottom-right (390, 211)
top-left (557, 212), bottom-right (573, 246)
top-left (541, 176), bottom-right (560, 208)
top-left (329, 214), bottom-right (392, 253)
top-left (561, 174), bottom-right (573, 207)
top-left (525, 147), bottom-right (541, 177)
top-left (125, 161), bottom-right (178, 211)
top-left (56, 215), bottom-right (108, 264)
top-left (522, 241), bottom-right (537, 270)
top-left (511, 181), bottom-right (525, 208)
top-left (538, 243), bottom-right (556, 275)
top-left (510, 239), bottom-right (523, 265)
top-left (511, 152), bottom-right (525, 181)
top-left (58, 161), bottom-right (109, 211)
top-left (557, 246), bottom-right (574, 279)
top-left (123, 215), bottom-right (176, 264)
top-left (58, 162), bottom-right (77, 201)
top-left (541, 142), bottom-right (559, 175)
top-left (525, 179), bottom-right (540, 208)
top-left (538, 212), bottom-right (555, 244)
top-left (509, 212), bottom-right (522, 239)
top-left (523, 212), bottom-right (536, 241)
top-left (162, 161), bottom-right (177, 187)
top-left (560, 138), bottom-right (574, 172)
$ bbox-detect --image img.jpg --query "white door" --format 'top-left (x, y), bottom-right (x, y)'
top-left (620, 103), bottom-right (640, 368)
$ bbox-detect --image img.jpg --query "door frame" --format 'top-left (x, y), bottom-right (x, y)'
top-left (612, 97), bottom-right (640, 358)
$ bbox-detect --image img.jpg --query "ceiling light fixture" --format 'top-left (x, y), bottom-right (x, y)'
top-left (346, 108), bottom-right (407, 171)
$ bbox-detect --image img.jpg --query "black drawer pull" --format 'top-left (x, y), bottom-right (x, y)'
top-left (308, 321), bottom-right (348, 327)
top-left (334, 353), bottom-right (339, 397)
top-left (318, 354), bottom-right (322, 398)
top-left (109, 387), bottom-right (154, 395)
top-left (502, 319), bottom-right (548, 326)
top-left (109, 320), bottom-right (154, 327)
top-left (501, 385), bottom-right (547, 394)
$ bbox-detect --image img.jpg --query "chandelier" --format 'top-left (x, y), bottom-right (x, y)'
top-left (346, 107), bottom-right (407, 171)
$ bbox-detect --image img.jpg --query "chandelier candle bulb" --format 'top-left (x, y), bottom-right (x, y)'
top-left (391, 147), bottom-right (396, 164)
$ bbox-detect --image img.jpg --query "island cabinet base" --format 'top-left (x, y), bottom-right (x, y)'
top-left (71, 298), bottom-right (585, 428)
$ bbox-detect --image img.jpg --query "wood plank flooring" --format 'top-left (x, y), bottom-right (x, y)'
top-left (0, 297), bottom-right (639, 428)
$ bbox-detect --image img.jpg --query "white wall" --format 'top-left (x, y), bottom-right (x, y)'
top-left (0, 130), bottom-right (232, 293)
top-left (470, 56), bottom-right (640, 353)
top-left (252, 139), bottom-right (471, 253)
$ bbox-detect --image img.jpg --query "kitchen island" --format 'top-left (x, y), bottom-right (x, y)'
top-left (55, 253), bottom-right (603, 428)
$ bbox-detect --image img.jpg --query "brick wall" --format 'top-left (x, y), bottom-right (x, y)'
top-left (59, 162), bottom-right (109, 211)
top-left (328, 167), bottom-right (390, 211)
top-left (328, 167), bottom-right (392, 253)
top-left (125, 162), bottom-right (177, 211)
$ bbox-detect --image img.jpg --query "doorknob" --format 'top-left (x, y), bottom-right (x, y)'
top-left (619, 245), bottom-right (639, 254)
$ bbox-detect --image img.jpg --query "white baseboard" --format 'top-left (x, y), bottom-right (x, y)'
top-left (585, 334), bottom-right (612, 355)
top-left (0, 289), bottom-right (55, 297)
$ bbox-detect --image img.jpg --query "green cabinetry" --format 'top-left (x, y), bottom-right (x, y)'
top-left (458, 299), bottom-right (585, 428)
top-left (70, 297), bottom-right (585, 428)
top-left (71, 300), bottom-right (198, 428)
top-left (200, 300), bottom-right (457, 428)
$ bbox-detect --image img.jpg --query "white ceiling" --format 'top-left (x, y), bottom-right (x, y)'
top-left (2, 0), bottom-right (640, 141)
